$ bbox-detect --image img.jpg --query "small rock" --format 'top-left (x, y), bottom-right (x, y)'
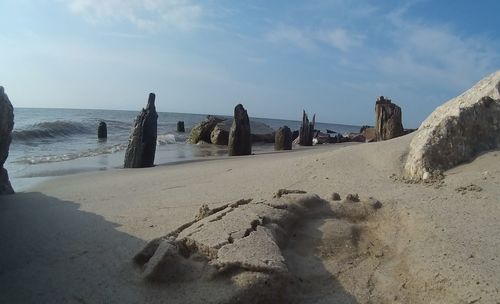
top-left (142, 240), bottom-right (180, 281)
top-left (210, 125), bottom-right (229, 145)
top-left (345, 193), bottom-right (360, 202)
top-left (331, 192), bottom-right (341, 201)
top-left (369, 198), bottom-right (383, 209)
top-left (347, 133), bottom-right (366, 143)
top-left (195, 204), bottom-right (212, 221)
top-left (188, 116), bottom-right (225, 144)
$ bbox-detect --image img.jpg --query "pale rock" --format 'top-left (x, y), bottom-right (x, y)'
top-left (405, 71), bottom-right (500, 180)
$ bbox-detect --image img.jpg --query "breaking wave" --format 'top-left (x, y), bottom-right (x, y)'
top-left (13, 143), bottom-right (127, 165)
top-left (157, 134), bottom-right (177, 145)
top-left (13, 121), bottom-right (93, 141)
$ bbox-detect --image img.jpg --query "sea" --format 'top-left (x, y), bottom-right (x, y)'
top-left (6, 108), bottom-right (361, 191)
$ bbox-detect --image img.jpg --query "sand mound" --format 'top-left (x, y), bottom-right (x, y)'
top-left (134, 193), bottom-right (386, 303)
top-left (3, 125), bottom-right (499, 303)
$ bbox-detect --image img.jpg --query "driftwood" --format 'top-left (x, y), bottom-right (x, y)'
top-left (124, 93), bottom-right (158, 168)
top-left (0, 86), bottom-right (14, 194)
top-left (228, 104), bottom-right (251, 156)
top-left (273, 189), bottom-right (307, 198)
top-left (274, 126), bottom-right (292, 150)
top-left (375, 96), bottom-right (403, 141)
top-left (177, 121), bottom-right (185, 132)
top-left (97, 121), bottom-right (107, 139)
top-left (299, 110), bottom-right (315, 146)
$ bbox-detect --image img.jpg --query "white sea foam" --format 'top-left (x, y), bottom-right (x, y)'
top-left (13, 143), bottom-right (128, 164)
top-left (157, 134), bottom-right (176, 145)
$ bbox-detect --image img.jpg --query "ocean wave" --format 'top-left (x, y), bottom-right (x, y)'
top-left (157, 134), bottom-right (176, 145)
top-left (13, 133), bottom-right (184, 165)
top-left (97, 119), bottom-right (132, 131)
top-left (13, 143), bottom-right (127, 165)
top-left (13, 121), bottom-right (93, 141)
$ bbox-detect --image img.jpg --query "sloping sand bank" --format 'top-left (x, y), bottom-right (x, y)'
top-left (1, 136), bottom-right (499, 303)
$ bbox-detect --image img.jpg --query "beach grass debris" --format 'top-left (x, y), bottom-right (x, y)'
top-left (455, 184), bottom-right (483, 195)
top-left (345, 193), bottom-right (360, 202)
top-left (273, 189), bottom-right (307, 198)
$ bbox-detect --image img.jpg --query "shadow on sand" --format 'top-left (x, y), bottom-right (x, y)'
top-left (0, 192), bottom-right (145, 303)
top-left (284, 213), bottom-right (361, 304)
top-left (0, 192), bottom-right (360, 303)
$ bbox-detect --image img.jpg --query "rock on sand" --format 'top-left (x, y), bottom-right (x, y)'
top-left (405, 70), bottom-right (500, 180)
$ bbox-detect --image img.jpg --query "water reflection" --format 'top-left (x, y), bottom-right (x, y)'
top-left (191, 144), bottom-right (228, 157)
top-left (176, 147), bottom-right (187, 159)
top-left (97, 154), bottom-right (109, 167)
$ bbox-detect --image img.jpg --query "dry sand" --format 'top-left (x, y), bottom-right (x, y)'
top-left (1, 135), bottom-right (499, 303)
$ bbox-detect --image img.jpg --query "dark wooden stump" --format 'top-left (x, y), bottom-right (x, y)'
top-left (299, 110), bottom-right (315, 146)
top-left (177, 121), bottom-right (185, 132)
top-left (375, 96), bottom-right (404, 141)
top-left (0, 86), bottom-right (14, 194)
top-left (275, 126), bottom-right (292, 150)
top-left (124, 93), bottom-right (158, 168)
top-left (228, 104), bottom-right (251, 156)
top-left (97, 121), bottom-right (107, 139)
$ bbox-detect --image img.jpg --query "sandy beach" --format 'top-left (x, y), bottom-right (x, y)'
top-left (1, 133), bottom-right (499, 303)
top-left (2, 1), bottom-right (499, 302)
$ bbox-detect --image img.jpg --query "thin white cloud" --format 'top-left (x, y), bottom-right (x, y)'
top-left (267, 27), bottom-right (363, 52)
top-left (377, 12), bottom-right (499, 89)
top-left (266, 27), bottom-right (316, 51)
top-left (263, 0), bottom-right (499, 126)
top-left (246, 57), bottom-right (267, 64)
top-left (317, 28), bottom-right (363, 52)
top-left (59, 0), bottom-right (203, 31)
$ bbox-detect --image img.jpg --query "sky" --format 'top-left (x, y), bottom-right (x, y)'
top-left (0, 0), bottom-right (499, 127)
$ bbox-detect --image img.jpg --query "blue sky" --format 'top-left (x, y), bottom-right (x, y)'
top-left (0, 0), bottom-right (499, 127)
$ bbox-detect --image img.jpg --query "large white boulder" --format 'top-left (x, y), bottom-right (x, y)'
top-left (405, 71), bottom-right (500, 180)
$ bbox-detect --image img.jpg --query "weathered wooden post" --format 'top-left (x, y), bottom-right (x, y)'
top-left (177, 121), bottom-right (185, 132)
top-left (228, 104), bottom-right (251, 156)
top-left (375, 96), bottom-right (403, 141)
top-left (275, 126), bottom-right (292, 150)
top-left (299, 110), bottom-right (315, 146)
top-left (0, 86), bottom-right (14, 194)
top-left (124, 93), bottom-right (158, 168)
top-left (97, 121), bottom-right (107, 140)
